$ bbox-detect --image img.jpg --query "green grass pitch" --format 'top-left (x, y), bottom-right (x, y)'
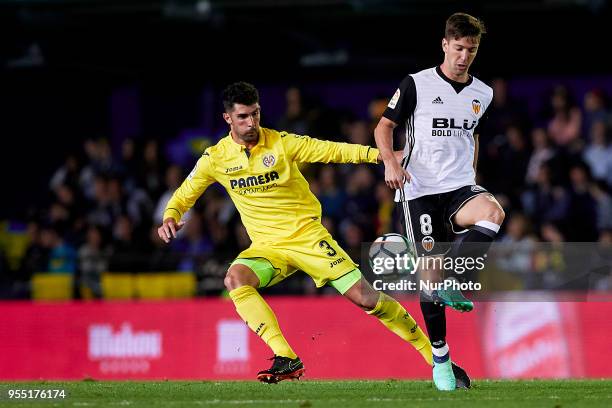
top-left (1, 379), bottom-right (611, 407)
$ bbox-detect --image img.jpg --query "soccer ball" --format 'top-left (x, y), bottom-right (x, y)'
top-left (368, 233), bottom-right (416, 276)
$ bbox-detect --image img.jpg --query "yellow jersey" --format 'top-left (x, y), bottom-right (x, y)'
top-left (163, 127), bottom-right (380, 244)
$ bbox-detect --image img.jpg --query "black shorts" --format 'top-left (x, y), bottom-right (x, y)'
top-left (399, 185), bottom-right (489, 257)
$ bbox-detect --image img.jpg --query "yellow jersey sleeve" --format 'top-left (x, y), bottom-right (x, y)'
top-left (281, 132), bottom-right (379, 164)
top-left (162, 151), bottom-right (216, 222)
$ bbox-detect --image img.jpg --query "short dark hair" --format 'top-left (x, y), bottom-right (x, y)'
top-left (445, 13), bottom-right (486, 41)
top-left (222, 82), bottom-right (259, 112)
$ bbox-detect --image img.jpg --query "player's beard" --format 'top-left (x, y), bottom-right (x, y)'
top-left (239, 128), bottom-right (259, 143)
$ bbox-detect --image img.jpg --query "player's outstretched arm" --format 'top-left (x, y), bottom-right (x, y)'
top-left (157, 218), bottom-right (186, 244)
top-left (281, 132), bottom-right (379, 165)
top-left (374, 116), bottom-right (410, 189)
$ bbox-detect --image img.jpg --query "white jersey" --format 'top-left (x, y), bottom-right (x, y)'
top-left (383, 67), bottom-right (493, 200)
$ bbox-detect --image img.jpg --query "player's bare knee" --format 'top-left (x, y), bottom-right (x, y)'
top-left (223, 271), bottom-right (239, 291)
top-left (224, 267), bottom-right (259, 291)
top-left (486, 206), bottom-right (505, 225)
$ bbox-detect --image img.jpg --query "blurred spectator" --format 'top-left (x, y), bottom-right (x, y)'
top-left (79, 138), bottom-right (117, 200)
top-left (43, 225), bottom-right (77, 274)
top-left (583, 120), bottom-right (612, 185)
top-left (590, 180), bottom-right (612, 233)
top-left (540, 222), bottom-right (565, 243)
top-left (500, 213), bottom-right (536, 244)
top-left (54, 184), bottom-right (80, 218)
top-left (483, 78), bottom-right (530, 137)
top-left (277, 87), bottom-right (311, 135)
top-left (547, 85), bottom-right (582, 147)
top-left (49, 153), bottom-right (81, 192)
top-left (338, 220), bottom-right (364, 264)
top-left (534, 222), bottom-right (566, 289)
top-left (106, 176), bottom-right (127, 221)
top-left (125, 184), bottom-right (154, 234)
top-left (346, 120), bottom-right (372, 146)
top-left (583, 88), bottom-right (610, 140)
top-left (496, 212), bottom-right (536, 274)
top-left (108, 215), bottom-right (149, 272)
top-left (316, 166), bottom-right (346, 223)
top-left (86, 176), bottom-right (113, 228)
top-left (78, 225), bottom-right (110, 298)
top-left (496, 125), bottom-right (530, 206)
top-left (154, 165), bottom-right (186, 225)
top-left (566, 164), bottom-right (598, 241)
top-left (139, 139), bottom-right (166, 199)
top-left (525, 127), bottom-right (555, 185)
top-left (117, 138), bottom-right (140, 189)
top-left (18, 222), bottom-right (47, 281)
top-left (344, 166), bottom-right (377, 239)
top-left (171, 211), bottom-right (213, 272)
top-left (521, 163), bottom-right (570, 228)
top-left (47, 202), bottom-right (70, 228)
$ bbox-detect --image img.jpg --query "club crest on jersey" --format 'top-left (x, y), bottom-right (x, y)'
top-left (472, 99), bottom-right (482, 115)
top-left (422, 236), bottom-right (435, 252)
top-left (262, 154), bottom-right (276, 168)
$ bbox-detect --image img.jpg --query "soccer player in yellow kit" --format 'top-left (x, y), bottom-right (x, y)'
top-left (158, 82), bottom-right (434, 383)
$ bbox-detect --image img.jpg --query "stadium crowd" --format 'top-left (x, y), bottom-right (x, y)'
top-left (0, 79), bottom-right (611, 298)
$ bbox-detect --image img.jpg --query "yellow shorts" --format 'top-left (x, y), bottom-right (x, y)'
top-left (235, 222), bottom-right (358, 288)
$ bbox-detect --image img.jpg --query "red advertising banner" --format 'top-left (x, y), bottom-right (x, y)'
top-left (0, 296), bottom-right (610, 380)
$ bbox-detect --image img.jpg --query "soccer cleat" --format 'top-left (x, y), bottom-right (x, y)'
top-left (432, 358), bottom-right (456, 391)
top-left (452, 362), bottom-right (471, 389)
top-left (256, 355), bottom-right (305, 384)
top-left (432, 280), bottom-right (474, 312)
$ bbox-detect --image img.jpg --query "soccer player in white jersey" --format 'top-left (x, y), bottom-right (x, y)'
top-left (374, 13), bottom-right (505, 390)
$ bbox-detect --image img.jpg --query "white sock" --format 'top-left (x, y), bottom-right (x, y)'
top-left (432, 343), bottom-right (449, 357)
top-left (475, 220), bottom-right (500, 234)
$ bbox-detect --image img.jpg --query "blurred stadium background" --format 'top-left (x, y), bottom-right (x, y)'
top-left (1, 0), bottom-right (612, 381)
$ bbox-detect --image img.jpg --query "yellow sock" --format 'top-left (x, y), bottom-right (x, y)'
top-left (367, 292), bottom-right (432, 365)
top-left (229, 286), bottom-right (297, 359)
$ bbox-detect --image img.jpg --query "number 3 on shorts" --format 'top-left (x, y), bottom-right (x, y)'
top-left (319, 240), bottom-right (337, 257)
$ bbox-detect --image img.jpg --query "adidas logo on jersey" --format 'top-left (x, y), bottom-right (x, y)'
top-left (432, 96), bottom-right (444, 104)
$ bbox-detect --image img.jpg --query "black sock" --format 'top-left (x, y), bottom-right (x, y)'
top-left (449, 224), bottom-right (498, 282)
top-left (452, 226), bottom-right (496, 257)
top-left (420, 295), bottom-right (446, 348)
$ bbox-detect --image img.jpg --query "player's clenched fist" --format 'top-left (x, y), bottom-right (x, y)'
top-left (157, 218), bottom-right (185, 243)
